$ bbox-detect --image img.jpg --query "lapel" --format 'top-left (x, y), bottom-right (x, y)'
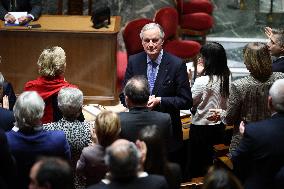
top-left (152, 52), bottom-right (170, 95)
top-left (273, 57), bottom-right (284, 65)
top-left (138, 52), bottom-right (148, 76)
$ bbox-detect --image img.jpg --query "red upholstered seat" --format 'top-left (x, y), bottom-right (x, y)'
top-left (154, 6), bottom-right (179, 40)
top-left (116, 51), bottom-right (128, 91)
top-left (118, 18), bottom-right (152, 91)
top-left (175, 0), bottom-right (214, 44)
top-left (164, 40), bottom-right (200, 59)
top-left (180, 12), bottom-right (213, 30)
top-left (183, 0), bottom-right (213, 14)
top-left (123, 18), bottom-right (153, 57)
top-left (154, 7), bottom-right (200, 60)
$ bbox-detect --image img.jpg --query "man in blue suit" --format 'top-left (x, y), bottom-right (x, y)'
top-left (120, 23), bottom-right (192, 167)
top-left (6, 91), bottom-right (70, 189)
top-left (0, 0), bottom-right (41, 24)
top-left (232, 79), bottom-right (284, 189)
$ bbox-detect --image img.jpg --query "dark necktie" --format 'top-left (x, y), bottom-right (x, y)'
top-left (148, 61), bottom-right (158, 94)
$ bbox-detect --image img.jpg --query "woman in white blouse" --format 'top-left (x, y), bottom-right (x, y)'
top-left (189, 42), bottom-right (231, 178)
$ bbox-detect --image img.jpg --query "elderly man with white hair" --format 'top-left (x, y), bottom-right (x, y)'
top-left (44, 87), bottom-right (93, 189)
top-left (232, 79), bottom-right (284, 189)
top-left (6, 91), bottom-right (71, 189)
top-left (120, 23), bottom-right (192, 171)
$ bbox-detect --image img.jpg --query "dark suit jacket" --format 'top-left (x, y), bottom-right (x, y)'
top-left (272, 57), bottom-right (284, 73)
top-left (119, 107), bottom-right (173, 151)
top-left (77, 144), bottom-right (108, 187)
top-left (0, 0), bottom-right (42, 20)
top-left (0, 128), bottom-right (15, 189)
top-left (232, 113), bottom-right (284, 189)
top-left (121, 51), bottom-right (192, 149)
top-left (2, 81), bottom-right (16, 111)
top-left (87, 174), bottom-right (168, 189)
top-left (274, 166), bottom-right (284, 189)
top-left (6, 128), bottom-right (71, 189)
top-left (0, 107), bottom-right (14, 131)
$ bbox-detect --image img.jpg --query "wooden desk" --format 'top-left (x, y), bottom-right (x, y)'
top-left (0, 15), bottom-right (121, 105)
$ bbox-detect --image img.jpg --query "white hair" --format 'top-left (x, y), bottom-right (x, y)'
top-left (14, 91), bottom-right (45, 128)
top-left (269, 79), bottom-right (284, 112)
top-left (57, 87), bottom-right (83, 119)
top-left (139, 23), bottom-right (165, 40)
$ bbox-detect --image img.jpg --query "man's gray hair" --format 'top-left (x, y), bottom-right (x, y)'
top-left (0, 72), bottom-right (4, 87)
top-left (14, 91), bottom-right (45, 128)
top-left (269, 79), bottom-right (284, 113)
top-left (272, 28), bottom-right (284, 47)
top-left (58, 87), bottom-right (83, 119)
top-left (105, 141), bottom-right (141, 181)
top-left (139, 23), bottom-right (165, 40)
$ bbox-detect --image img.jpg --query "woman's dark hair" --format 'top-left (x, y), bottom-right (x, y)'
top-left (200, 42), bottom-right (231, 98)
top-left (138, 125), bottom-right (168, 175)
top-left (202, 167), bottom-right (243, 189)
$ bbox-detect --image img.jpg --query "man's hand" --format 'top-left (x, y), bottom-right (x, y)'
top-left (2, 95), bottom-right (9, 110)
top-left (265, 27), bottom-right (273, 39)
top-left (196, 57), bottom-right (204, 76)
top-left (147, 95), bottom-right (161, 110)
top-left (239, 121), bottom-right (246, 136)
top-left (136, 140), bottom-right (147, 165)
top-left (4, 14), bottom-right (16, 23)
top-left (18, 16), bottom-right (32, 25)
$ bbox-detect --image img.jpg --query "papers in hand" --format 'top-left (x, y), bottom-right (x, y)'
top-left (82, 104), bottom-right (106, 121)
top-left (5, 12), bottom-right (27, 25)
top-left (83, 104), bottom-right (104, 116)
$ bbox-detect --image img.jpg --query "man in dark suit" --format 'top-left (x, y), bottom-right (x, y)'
top-left (119, 75), bottom-right (172, 152)
top-left (6, 91), bottom-right (71, 189)
top-left (0, 107), bottom-right (14, 131)
top-left (232, 79), bottom-right (284, 189)
top-left (29, 157), bottom-right (73, 189)
top-left (0, 0), bottom-right (41, 24)
top-left (265, 27), bottom-right (284, 73)
top-left (0, 128), bottom-right (15, 189)
top-left (87, 139), bottom-right (168, 189)
top-left (120, 23), bottom-right (192, 164)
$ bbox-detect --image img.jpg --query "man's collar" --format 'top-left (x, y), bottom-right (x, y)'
top-left (146, 49), bottom-right (163, 65)
top-left (129, 106), bottom-right (149, 111)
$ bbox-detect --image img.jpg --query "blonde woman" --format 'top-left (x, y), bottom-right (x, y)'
top-left (24, 46), bottom-right (78, 123)
top-left (76, 111), bottom-right (121, 187)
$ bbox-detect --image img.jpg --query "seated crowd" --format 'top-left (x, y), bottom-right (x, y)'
top-left (1, 24), bottom-right (284, 189)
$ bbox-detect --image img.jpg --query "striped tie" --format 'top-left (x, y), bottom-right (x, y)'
top-left (148, 61), bottom-right (158, 94)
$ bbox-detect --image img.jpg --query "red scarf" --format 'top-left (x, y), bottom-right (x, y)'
top-left (24, 75), bottom-right (77, 123)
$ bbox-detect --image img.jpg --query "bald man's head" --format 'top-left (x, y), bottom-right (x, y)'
top-left (124, 76), bottom-right (150, 107)
top-left (105, 139), bottom-right (141, 181)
